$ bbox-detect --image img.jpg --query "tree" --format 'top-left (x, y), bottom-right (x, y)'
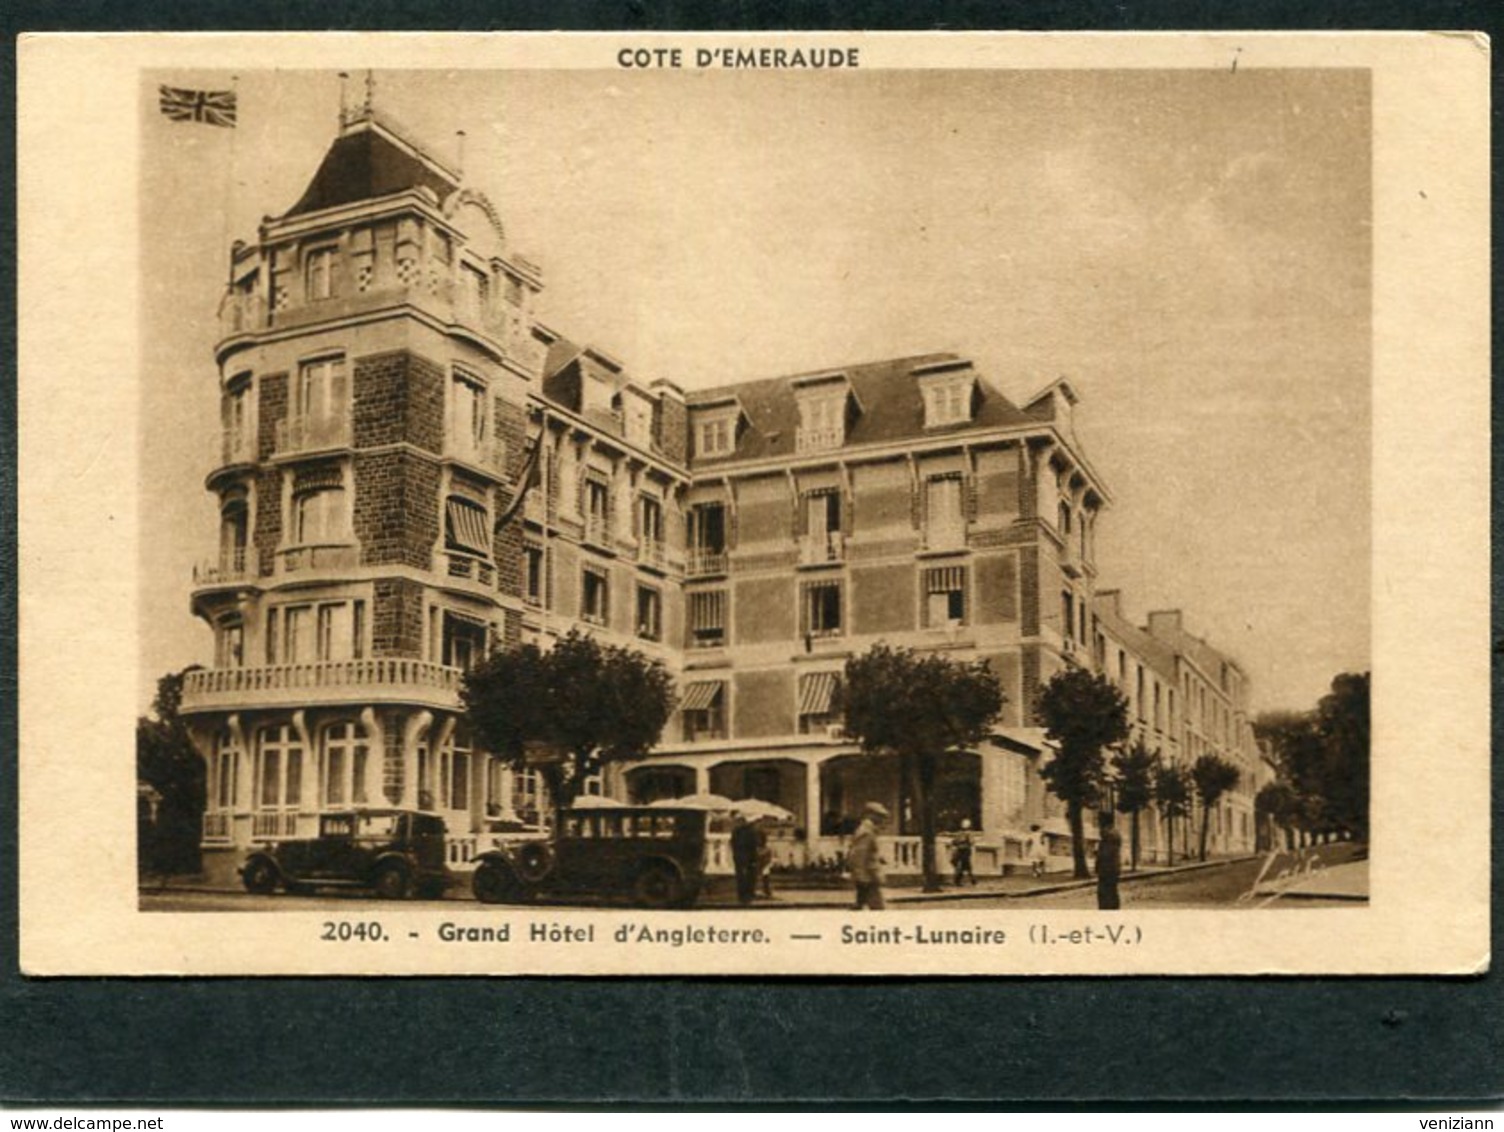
top-left (1111, 739), bottom-right (1158, 872)
top-left (1254, 670), bottom-right (1370, 843)
top-left (1315, 672), bottom-right (1369, 840)
top-left (839, 644), bottom-right (1003, 892)
top-left (1036, 667), bottom-right (1130, 878)
top-left (461, 630), bottom-right (676, 824)
top-left (1255, 781), bottom-right (1300, 851)
top-left (1153, 759), bottom-right (1192, 865)
top-left (1191, 753), bottom-right (1241, 862)
top-left (136, 668), bottom-right (207, 876)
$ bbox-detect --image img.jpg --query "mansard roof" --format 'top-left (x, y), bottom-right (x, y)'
top-left (685, 352), bottom-right (1037, 465)
top-left (283, 117), bottom-right (459, 220)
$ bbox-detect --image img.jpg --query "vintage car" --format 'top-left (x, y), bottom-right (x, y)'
top-left (240, 809), bottom-right (449, 899)
top-left (471, 805), bottom-right (709, 908)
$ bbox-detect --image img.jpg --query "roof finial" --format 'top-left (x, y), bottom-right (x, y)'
top-left (456, 129), bottom-right (466, 180)
top-left (338, 71), bottom-right (350, 128)
top-left (363, 69), bottom-right (376, 119)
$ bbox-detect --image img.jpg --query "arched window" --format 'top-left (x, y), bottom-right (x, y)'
top-left (220, 497), bottom-right (249, 574)
top-left (1057, 500), bottom-right (1072, 535)
top-left (321, 721), bottom-right (368, 807)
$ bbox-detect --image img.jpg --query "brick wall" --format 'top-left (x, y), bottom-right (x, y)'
top-left (372, 577), bottom-right (426, 657)
top-left (352, 350), bottom-right (445, 452)
top-left (656, 394), bottom-right (688, 464)
top-left (975, 552), bottom-right (1019, 624)
top-left (354, 451), bottom-right (441, 569)
top-left (253, 468), bottom-right (283, 576)
top-left (851, 564), bottom-right (915, 635)
top-left (257, 371), bottom-right (287, 461)
top-left (1020, 643), bottom-right (1041, 726)
top-left (1019, 545), bottom-right (1040, 636)
top-left (733, 668), bottom-right (794, 738)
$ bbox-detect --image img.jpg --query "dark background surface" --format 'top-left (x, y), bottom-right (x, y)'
top-left (2, 0), bottom-right (1500, 1106)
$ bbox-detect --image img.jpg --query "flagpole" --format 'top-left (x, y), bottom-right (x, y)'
top-left (221, 74), bottom-right (240, 289)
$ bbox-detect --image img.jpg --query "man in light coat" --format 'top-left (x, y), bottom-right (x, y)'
top-left (848, 801), bottom-right (890, 910)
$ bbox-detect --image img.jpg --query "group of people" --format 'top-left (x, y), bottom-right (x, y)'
top-left (847, 804), bottom-right (1124, 911)
top-left (733, 802), bottom-right (1124, 911)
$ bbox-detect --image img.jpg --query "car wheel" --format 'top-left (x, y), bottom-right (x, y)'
top-left (633, 862), bottom-right (684, 909)
top-left (242, 858), bottom-right (279, 896)
top-left (373, 862), bottom-right (411, 900)
top-left (472, 859), bottom-right (523, 905)
top-left (515, 841), bottom-right (555, 885)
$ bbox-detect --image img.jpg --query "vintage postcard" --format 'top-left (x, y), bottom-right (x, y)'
top-left (16, 31), bottom-right (1490, 976)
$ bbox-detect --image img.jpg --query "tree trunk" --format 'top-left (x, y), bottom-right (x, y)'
top-left (916, 751), bottom-right (939, 893)
top-left (1129, 809), bottom-right (1140, 872)
top-left (1164, 815), bottom-right (1174, 866)
top-left (1067, 801), bottom-right (1089, 879)
top-left (1199, 806), bottom-right (1210, 862)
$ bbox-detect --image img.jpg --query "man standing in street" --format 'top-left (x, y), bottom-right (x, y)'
top-left (730, 813), bottom-right (759, 906)
top-left (1096, 810), bottom-right (1123, 910)
top-left (848, 801), bottom-right (889, 910)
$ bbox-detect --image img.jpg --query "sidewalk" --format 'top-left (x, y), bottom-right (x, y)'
top-left (141, 855), bottom-right (1254, 907)
top-left (728, 855), bottom-right (1254, 908)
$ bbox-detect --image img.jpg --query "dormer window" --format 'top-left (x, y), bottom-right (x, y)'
top-left (922, 378), bottom-right (974, 427)
top-left (697, 413), bottom-right (736, 458)
top-left (797, 395), bottom-right (847, 452)
top-left (915, 360), bottom-right (978, 428)
top-left (792, 375), bottom-right (853, 453)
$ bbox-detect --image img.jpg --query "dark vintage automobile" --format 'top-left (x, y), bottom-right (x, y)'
top-left (471, 806), bottom-right (710, 909)
top-left (240, 809), bottom-right (449, 899)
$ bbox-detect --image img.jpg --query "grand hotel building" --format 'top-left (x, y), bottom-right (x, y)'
top-left (178, 107), bottom-right (1267, 884)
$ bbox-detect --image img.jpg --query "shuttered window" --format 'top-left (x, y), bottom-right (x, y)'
top-left (923, 565), bottom-right (967, 627)
top-left (688, 590), bottom-right (726, 646)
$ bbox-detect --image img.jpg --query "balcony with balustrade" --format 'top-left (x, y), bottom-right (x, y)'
top-left (446, 434), bottom-right (508, 477)
top-left (444, 551), bottom-right (497, 589)
top-left (274, 413), bottom-right (352, 457)
top-left (193, 547), bottom-right (254, 588)
top-left (686, 547), bottom-right (728, 578)
top-left (220, 428), bottom-right (256, 468)
top-left (635, 538), bottom-right (666, 573)
top-left (798, 531), bottom-right (846, 567)
top-left (796, 425), bottom-right (845, 454)
top-left (276, 543), bottom-right (359, 575)
top-left (180, 658), bottom-right (465, 713)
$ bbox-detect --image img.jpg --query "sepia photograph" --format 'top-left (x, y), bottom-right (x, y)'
top-left (17, 33), bottom-right (1489, 976)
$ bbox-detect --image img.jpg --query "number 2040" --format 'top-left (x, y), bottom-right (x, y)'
top-left (321, 921), bottom-right (386, 942)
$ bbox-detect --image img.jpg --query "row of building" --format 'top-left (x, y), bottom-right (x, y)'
top-left (177, 104), bottom-right (1274, 884)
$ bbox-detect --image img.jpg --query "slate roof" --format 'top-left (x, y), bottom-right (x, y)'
top-left (685, 353), bottom-right (1038, 466)
top-left (283, 120), bottom-right (458, 219)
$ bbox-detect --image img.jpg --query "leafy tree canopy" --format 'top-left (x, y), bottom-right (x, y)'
top-left (1036, 666), bottom-right (1130, 808)
top-left (840, 643), bottom-right (1003, 758)
top-left (461, 630), bottom-right (676, 814)
top-left (1112, 739), bottom-right (1158, 815)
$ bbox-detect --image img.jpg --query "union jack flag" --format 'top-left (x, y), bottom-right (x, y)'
top-left (158, 85), bottom-right (237, 128)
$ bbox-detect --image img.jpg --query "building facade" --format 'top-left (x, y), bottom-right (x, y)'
top-left (179, 107), bottom-right (1261, 882)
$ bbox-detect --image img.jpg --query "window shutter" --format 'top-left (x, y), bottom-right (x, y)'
top-left (912, 476), bottom-right (923, 530)
top-left (840, 490), bottom-right (853, 536)
top-left (791, 491), bottom-right (804, 539)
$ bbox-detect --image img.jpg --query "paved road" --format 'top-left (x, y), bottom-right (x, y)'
top-left (926, 842), bottom-right (1366, 910)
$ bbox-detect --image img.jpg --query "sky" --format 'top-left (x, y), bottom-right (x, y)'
top-left (139, 66), bottom-right (1371, 714)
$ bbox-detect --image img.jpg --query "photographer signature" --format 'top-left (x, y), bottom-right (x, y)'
top-left (1237, 846), bottom-right (1325, 906)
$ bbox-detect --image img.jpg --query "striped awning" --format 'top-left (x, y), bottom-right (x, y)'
top-left (446, 498), bottom-right (490, 553)
top-left (680, 680), bottom-right (724, 712)
top-left (925, 565), bottom-right (965, 593)
top-left (798, 671), bottom-right (839, 716)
